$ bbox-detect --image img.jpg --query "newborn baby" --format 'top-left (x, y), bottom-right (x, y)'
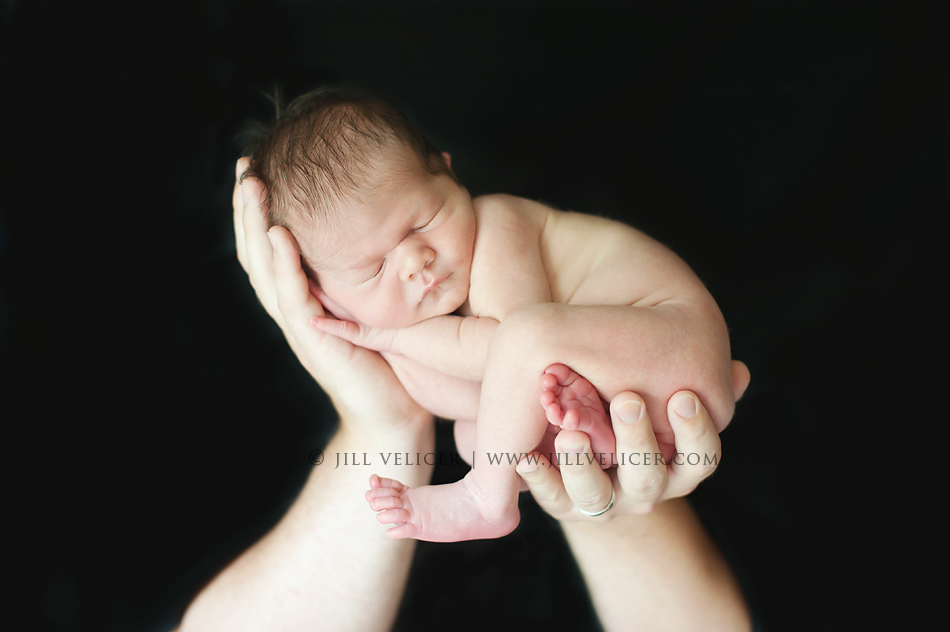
top-left (244, 86), bottom-right (739, 542)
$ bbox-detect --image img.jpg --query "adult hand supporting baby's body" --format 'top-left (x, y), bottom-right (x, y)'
top-left (232, 157), bottom-right (431, 433)
top-left (518, 385), bottom-right (745, 518)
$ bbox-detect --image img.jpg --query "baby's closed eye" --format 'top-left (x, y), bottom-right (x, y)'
top-left (413, 207), bottom-right (442, 233)
top-left (359, 261), bottom-right (385, 284)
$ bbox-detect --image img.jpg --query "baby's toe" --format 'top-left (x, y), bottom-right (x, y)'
top-left (377, 508), bottom-right (411, 525)
top-left (368, 495), bottom-right (404, 512)
top-left (543, 363), bottom-right (573, 384)
top-left (562, 409), bottom-right (580, 430)
top-left (545, 402), bottom-right (564, 426)
top-left (385, 523), bottom-right (419, 539)
top-left (369, 474), bottom-right (407, 492)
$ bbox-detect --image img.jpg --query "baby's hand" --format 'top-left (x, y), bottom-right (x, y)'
top-left (311, 316), bottom-right (401, 353)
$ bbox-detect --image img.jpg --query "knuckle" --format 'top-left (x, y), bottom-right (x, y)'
top-left (676, 457), bottom-right (717, 482)
top-left (535, 487), bottom-right (562, 507)
top-left (574, 488), bottom-right (612, 512)
top-left (677, 416), bottom-right (710, 442)
top-left (527, 480), bottom-right (563, 508)
top-left (628, 472), bottom-right (666, 499)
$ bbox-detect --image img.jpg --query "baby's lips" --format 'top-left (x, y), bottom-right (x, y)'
top-left (421, 274), bottom-right (447, 301)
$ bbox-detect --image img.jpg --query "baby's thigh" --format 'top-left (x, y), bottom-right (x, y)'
top-left (501, 304), bottom-right (682, 438)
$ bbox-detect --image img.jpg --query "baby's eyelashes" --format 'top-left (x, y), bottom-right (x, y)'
top-left (366, 261), bottom-right (385, 282)
top-left (413, 208), bottom-right (442, 233)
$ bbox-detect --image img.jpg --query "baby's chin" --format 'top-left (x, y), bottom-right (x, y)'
top-left (431, 282), bottom-right (470, 320)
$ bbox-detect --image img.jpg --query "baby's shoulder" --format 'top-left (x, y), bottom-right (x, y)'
top-left (472, 193), bottom-right (552, 232)
top-left (473, 194), bottom-right (619, 243)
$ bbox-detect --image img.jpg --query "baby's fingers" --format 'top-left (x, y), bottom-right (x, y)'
top-left (311, 316), bottom-right (364, 344)
top-left (311, 317), bottom-right (396, 352)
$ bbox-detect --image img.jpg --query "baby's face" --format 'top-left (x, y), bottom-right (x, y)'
top-left (301, 163), bottom-right (476, 329)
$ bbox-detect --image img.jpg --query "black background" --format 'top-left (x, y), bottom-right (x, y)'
top-left (2, 1), bottom-right (946, 630)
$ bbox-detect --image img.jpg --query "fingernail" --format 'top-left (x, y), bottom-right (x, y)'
top-left (559, 441), bottom-right (586, 454)
top-left (517, 463), bottom-right (538, 475)
top-left (618, 401), bottom-right (641, 424)
top-left (267, 229), bottom-right (277, 249)
top-left (674, 394), bottom-right (697, 418)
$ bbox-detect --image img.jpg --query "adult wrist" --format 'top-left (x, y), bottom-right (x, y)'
top-left (338, 417), bottom-right (434, 448)
top-left (335, 419), bottom-right (437, 488)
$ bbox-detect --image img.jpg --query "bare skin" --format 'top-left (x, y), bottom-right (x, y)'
top-left (190, 157), bottom-right (752, 630)
top-left (295, 148), bottom-right (740, 541)
top-left (540, 363), bottom-right (614, 463)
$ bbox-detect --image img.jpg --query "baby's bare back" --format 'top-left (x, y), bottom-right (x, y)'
top-left (467, 194), bottom-right (711, 314)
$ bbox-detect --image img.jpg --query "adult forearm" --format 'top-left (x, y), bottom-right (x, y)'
top-left (562, 499), bottom-right (750, 632)
top-left (179, 421), bottom-right (435, 632)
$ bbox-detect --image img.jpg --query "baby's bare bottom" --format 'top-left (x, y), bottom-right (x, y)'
top-left (366, 303), bottom-right (735, 542)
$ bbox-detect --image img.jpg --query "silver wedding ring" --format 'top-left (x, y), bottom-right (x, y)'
top-left (576, 488), bottom-right (615, 517)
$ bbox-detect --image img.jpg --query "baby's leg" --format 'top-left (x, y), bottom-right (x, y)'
top-left (368, 306), bottom-right (584, 541)
top-left (367, 303), bottom-right (735, 541)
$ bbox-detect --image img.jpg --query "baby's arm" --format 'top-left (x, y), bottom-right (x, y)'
top-left (312, 195), bottom-right (552, 381)
top-left (312, 314), bottom-right (498, 381)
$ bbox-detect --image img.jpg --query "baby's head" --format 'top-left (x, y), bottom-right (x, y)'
top-left (244, 87), bottom-right (476, 328)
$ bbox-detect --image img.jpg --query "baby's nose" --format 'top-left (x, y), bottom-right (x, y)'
top-left (399, 244), bottom-right (435, 282)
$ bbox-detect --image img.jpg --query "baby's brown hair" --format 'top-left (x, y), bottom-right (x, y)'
top-left (242, 86), bottom-right (454, 235)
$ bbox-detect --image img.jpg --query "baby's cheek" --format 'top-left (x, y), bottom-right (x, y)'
top-left (320, 289), bottom-right (363, 323)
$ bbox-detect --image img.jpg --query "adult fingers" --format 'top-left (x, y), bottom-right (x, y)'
top-left (555, 430), bottom-right (615, 518)
top-left (610, 392), bottom-right (668, 514)
top-left (516, 452), bottom-right (578, 521)
top-left (663, 391), bottom-right (722, 500)
top-left (233, 157), bottom-right (250, 271)
top-left (269, 226), bottom-right (317, 318)
top-left (241, 174), bottom-right (273, 288)
top-left (239, 174), bottom-right (284, 325)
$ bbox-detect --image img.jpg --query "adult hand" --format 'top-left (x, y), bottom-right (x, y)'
top-left (517, 389), bottom-right (726, 518)
top-left (232, 158), bottom-right (430, 433)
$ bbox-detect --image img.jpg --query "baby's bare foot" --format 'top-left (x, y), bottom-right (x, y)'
top-left (365, 473), bottom-right (520, 542)
top-left (540, 363), bottom-right (607, 431)
top-left (540, 363), bottom-right (616, 466)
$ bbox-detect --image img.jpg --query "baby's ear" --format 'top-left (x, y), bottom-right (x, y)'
top-left (312, 284), bottom-right (356, 322)
top-left (441, 152), bottom-right (452, 172)
top-left (306, 277), bottom-right (323, 301)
